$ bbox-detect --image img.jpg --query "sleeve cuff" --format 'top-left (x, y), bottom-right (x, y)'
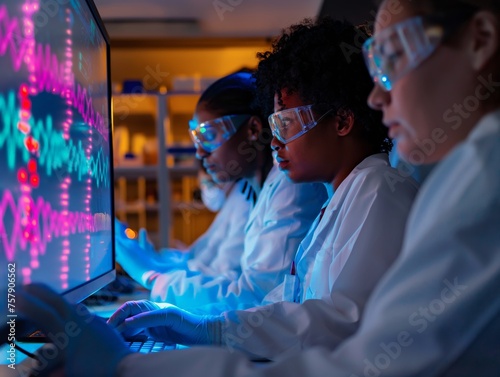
top-left (208, 314), bottom-right (225, 346)
top-left (142, 271), bottom-right (160, 289)
top-left (116, 353), bottom-right (144, 377)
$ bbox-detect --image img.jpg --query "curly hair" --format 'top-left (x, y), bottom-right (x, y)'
top-left (254, 17), bottom-right (392, 154)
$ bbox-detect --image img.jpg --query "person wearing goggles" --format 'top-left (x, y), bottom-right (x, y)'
top-left (363, 0), bottom-right (497, 165)
top-left (113, 74), bottom-right (257, 308)
top-left (345, 0), bottom-right (500, 375)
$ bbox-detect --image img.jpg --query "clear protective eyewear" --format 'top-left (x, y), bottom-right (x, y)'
top-left (362, 12), bottom-right (472, 91)
top-left (268, 105), bottom-right (333, 144)
top-left (189, 114), bottom-right (251, 153)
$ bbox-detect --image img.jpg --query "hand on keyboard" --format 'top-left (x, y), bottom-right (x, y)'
top-left (107, 300), bottom-right (223, 346)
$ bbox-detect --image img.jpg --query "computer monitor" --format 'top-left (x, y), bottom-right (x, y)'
top-left (0, 0), bottom-right (115, 303)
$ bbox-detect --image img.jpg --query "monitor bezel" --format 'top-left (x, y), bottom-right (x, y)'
top-left (62, 0), bottom-right (116, 304)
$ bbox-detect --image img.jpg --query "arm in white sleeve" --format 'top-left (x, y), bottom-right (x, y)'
top-left (148, 171), bottom-right (327, 314)
top-left (116, 187), bottom-right (246, 283)
top-left (219, 167), bottom-right (418, 360)
top-left (186, 180), bottom-right (251, 275)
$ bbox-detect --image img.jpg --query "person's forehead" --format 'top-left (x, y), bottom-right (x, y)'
top-left (273, 90), bottom-right (305, 111)
top-left (194, 106), bottom-right (220, 123)
top-left (374, 0), bottom-right (416, 34)
top-left (375, 0), bottom-right (495, 35)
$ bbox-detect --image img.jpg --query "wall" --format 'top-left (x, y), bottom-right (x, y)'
top-left (109, 39), bottom-right (272, 91)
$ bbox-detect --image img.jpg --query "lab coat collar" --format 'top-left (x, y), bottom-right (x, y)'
top-left (467, 109), bottom-right (500, 142)
top-left (326, 153), bottom-right (390, 198)
top-left (246, 174), bottom-right (262, 198)
top-left (241, 167), bottom-right (271, 205)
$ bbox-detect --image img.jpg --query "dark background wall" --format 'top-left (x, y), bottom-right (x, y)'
top-left (319, 0), bottom-right (378, 25)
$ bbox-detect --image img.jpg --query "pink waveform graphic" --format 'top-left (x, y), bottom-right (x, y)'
top-left (1, 189), bottom-right (106, 262)
top-left (0, 6), bottom-right (27, 71)
top-left (0, 5), bottom-right (108, 141)
top-left (33, 44), bottom-right (108, 141)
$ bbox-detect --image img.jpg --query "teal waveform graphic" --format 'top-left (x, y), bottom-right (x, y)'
top-left (0, 91), bottom-right (110, 188)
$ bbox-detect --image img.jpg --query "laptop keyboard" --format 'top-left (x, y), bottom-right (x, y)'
top-left (125, 339), bottom-right (176, 353)
top-left (123, 334), bottom-right (176, 353)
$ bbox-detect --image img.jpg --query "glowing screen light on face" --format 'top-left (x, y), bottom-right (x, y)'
top-left (0, 0), bottom-right (114, 298)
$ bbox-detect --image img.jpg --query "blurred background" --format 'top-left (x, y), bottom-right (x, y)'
top-left (94, 0), bottom-right (375, 88)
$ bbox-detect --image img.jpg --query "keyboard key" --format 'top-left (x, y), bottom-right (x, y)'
top-left (125, 339), bottom-right (176, 353)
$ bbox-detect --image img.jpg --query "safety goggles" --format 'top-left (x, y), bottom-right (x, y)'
top-left (189, 114), bottom-right (251, 153)
top-left (362, 12), bottom-right (473, 91)
top-left (268, 105), bottom-right (333, 144)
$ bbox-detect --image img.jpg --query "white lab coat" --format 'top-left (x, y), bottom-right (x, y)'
top-left (223, 154), bottom-right (419, 359)
top-left (118, 111), bottom-right (500, 377)
top-left (160, 179), bottom-right (252, 277)
top-left (149, 165), bottom-right (327, 314)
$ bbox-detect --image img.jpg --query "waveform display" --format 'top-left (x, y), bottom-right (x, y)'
top-left (0, 4), bottom-right (108, 141)
top-left (32, 43), bottom-right (108, 141)
top-left (0, 91), bottom-right (110, 188)
top-left (0, 0), bottom-right (113, 292)
top-left (0, 189), bottom-right (111, 262)
top-left (0, 5), bottom-right (27, 72)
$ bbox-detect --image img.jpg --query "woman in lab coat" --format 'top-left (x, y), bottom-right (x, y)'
top-left (116, 71), bottom-right (327, 314)
top-left (15, 1), bottom-right (500, 375)
top-left (113, 73), bottom-right (253, 286)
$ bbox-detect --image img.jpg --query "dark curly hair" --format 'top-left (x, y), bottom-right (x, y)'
top-left (254, 17), bottom-right (392, 154)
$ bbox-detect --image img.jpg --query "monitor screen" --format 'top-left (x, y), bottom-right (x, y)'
top-left (0, 0), bottom-right (115, 303)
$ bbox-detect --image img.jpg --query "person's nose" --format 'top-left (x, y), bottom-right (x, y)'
top-left (270, 135), bottom-right (284, 152)
top-left (367, 83), bottom-right (391, 111)
top-left (195, 144), bottom-right (210, 160)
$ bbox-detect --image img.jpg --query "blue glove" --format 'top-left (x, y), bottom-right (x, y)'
top-left (115, 219), bottom-right (190, 287)
top-left (156, 248), bottom-right (191, 268)
top-left (115, 219), bottom-right (165, 288)
top-left (16, 284), bottom-right (131, 377)
top-left (107, 300), bottom-right (222, 346)
top-left (115, 218), bottom-right (159, 261)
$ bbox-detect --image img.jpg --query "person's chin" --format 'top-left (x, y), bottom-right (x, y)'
top-left (281, 168), bottom-right (304, 183)
top-left (211, 171), bottom-right (230, 184)
top-left (397, 142), bottom-right (430, 166)
top-left (396, 142), bottom-right (413, 161)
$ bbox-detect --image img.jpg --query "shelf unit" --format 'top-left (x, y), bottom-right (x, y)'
top-left (113, 92), bottom-right (215, 248)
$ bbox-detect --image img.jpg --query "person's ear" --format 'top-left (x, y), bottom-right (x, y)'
top-left (468, 11), bottom-right (499, 71)
top-left (336, 113), bottom-right (355, 137)
top-left (246, 116), bottom-right (263, 141)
